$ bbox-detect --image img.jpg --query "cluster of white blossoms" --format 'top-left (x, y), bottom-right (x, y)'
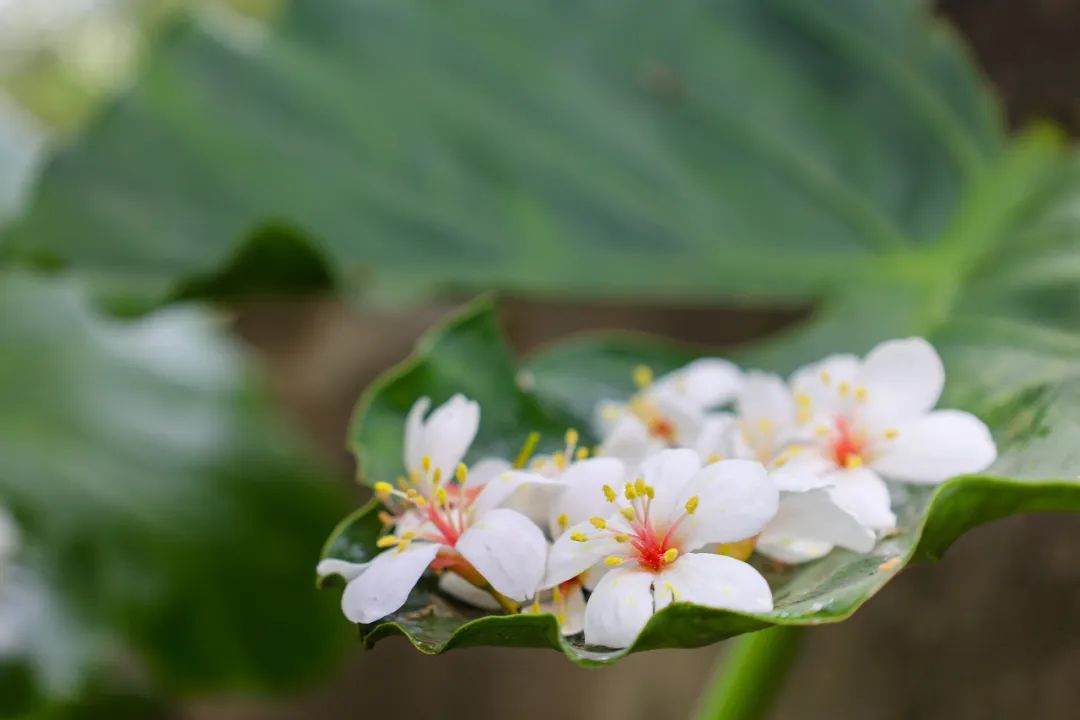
top-left (319, 338), bottom-right (997, 649)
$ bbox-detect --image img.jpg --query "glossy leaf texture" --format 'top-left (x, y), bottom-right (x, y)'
top-left (323, 295), bottom-right (1080, 664)
top-left (0, 272), bottom-right (349, 714)
top-left (6, 0), bottom-right (1004, 307)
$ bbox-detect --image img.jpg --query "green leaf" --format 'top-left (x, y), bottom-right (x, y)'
top-left (323, 299), bottom-right (1080, 664)
top-left (0, 272), bottom-right (349, 710)
top-left (6, 0), bottom-right (1006, 306)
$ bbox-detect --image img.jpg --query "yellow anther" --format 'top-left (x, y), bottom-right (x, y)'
top-left (634, 478), bottom-right (647, 495)
top-left (633, 365), bottom-right (654, 389)
top-left (795, 392), bottom-right (812, 407)
top-left (377, 510), bottom-right (394, 526)
top-left (614, 534), bottom-right (629, 543)
top-left (432, 468), bottom-right (443, 484)
top-left (400, 531), bottom-right (417, 541)
top-left (435, 487), bottom-right (449, 506)
top-left (590, 516), bottom-right (607, 530)
top-left (604, 556), bottom-right (625, 566)
top-left (557, 513), bottom-right (569, 529)
top-left (663, 548), bottom-right (679, 564)
top-left (706, 453), bottom-right (724, 463)
top-left (884, 429), bottom-right (899, 440)
top-left (773, 457), bottom-right (788, 468)
top-left (552, 451), bottom-right (567, 469)
top-left (602, 484), bottom-right (617, 502)
top-left (421, 455), bottom-right (432, 472)
top-left (685, 496), bottom-right (700, 514)
top-left (556, 611), bottom-right (567, 626)
top-left (575, 447), bottom-right (590, 460)
top-left (838, 381), bottom-right (850, 397)
top-left (456, 463), bottom-right (468, 484)
top-left (565, 428), bottom-right (579, 447)
top-left (624, 482), bottom-right (637, 500)
top-left (531, 597), bottom-right (541, 613)
top-left (409, 469), bottom-right (420, 485)
top-left (373, 481), bottom-right (394, 495)
top-left (552, 585), bottom-right (563, 603)
top-left (570, 532), bottom-right (589, 543)
top-left (620, 507), bottom-right (636, 521)
top-left (663, 581), bottom-right (678, 602)
top-left (819, 370), bottom-right (831, 384)
top-left (375, 535), bottom-right (400, 548)
top-left (756, 418), bottom-right (775, 434)
top-left (396, 476), bottom-right (410, 490)
top-left (815, 425), bottom-right (830, 438)
top-left (855, 386), bottom-right (867, 402)
top-left (413, 496), bottom-right (428, 507)
top-left (844, 455), bottom-right (863, 469)
top-left (405, 488), bottom-right (418, 499)
top-left (643, 484), bottom-right (655, 499)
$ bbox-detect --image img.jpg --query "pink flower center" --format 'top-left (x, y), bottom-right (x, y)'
top-left (830, 417), bottom-right (865, 468)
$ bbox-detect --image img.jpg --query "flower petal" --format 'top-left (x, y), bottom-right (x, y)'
top-left (790, 354), bottom-right (860, 417)
top-left (769, 448), bottom-right (834, 491)
top-left (465, 457), bottom-right (513, 488)
top-left (826, 469), bottom-right (896, 532)
top-left (438, 572), bottom-right (501, 610)
top-left (691, 412), bottom-right (737, 460)
top-left (471, 469), bottom-right (560, 518)
top-left (677, 459), bottom-right (779, 550)
top-left (456, 508), bottom-right (547, 601)
top-left (316, 558), bottom-right (369, 583)
top-left (422, 393), bottom-right (480, 478)
top-left (403, 396), bottom-right (431, 474)
top-left (544, 518), bottom-right (623, 587)
top-left (548, 457), bottom-right (626, 534)
top-left (757, 489), bottom-right (875, 557)
top-left (754, 537), bottom-right (834, 564)
top-left (637, 448), bottom-right (702, 522)
top-left (859, 338), bottom-right (944, 423)
top-left (341, 542), bottom-right (440, 624)
top-left (559, 582), bottom-right (587, 636)
top-left (598, 414), bottom-right (658, 470)
top-left (871, 410), bottom-right (996, 484)
top-left (651, 358), bottom-right (743, 410)
top-left (583, 565), bottom-right (656, 649)
top-left (736, 372), bottom-right (797, 457)
top-left (654, 553), bottom-right (772, 613)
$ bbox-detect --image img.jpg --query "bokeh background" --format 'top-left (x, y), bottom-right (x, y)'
top-left (1, 1), bottom-right (1079, 718)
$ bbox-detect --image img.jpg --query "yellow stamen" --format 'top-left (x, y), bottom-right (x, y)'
top-left (421, 455), bottom-right (432, 472)
top-left (884, 429), bottom-right (899, 440)
top-left (570, 532), bottom-right (589, 543)
top-left (514, 431), bottom-right (542, 469)
top-left (456, 463), bottom-right (468, 484)
top-left (855, 386), bottom-right (867, 402)
top-left (604, 556), bottom-right (624, 566)
top-left (815, 425), bottom-right (830, 438)
top-left (405, 488), bottom-right (418, 499)
top-left (663, 548), bottom-right (679, 564)
top-left (663, 581), bottom-right (678, 602)
top-left (614, 534), bottom-right (629, 543)
top-left (602, 484), bottom-right (617, 503)
top-left (633, 365), bottom-right (654, 389)
top-left (557, 513), bottom-right (569, 529)
top-left (552, 585), bottom-right (563, 602)
top-left (396, 476), bottom-right (409, 490)
top-left (706, 453), bottom-right (724, 463)
top-left (819, 370), bottom-right (831, 384)
top-left (845, 455), bottom-right (863, 469)
top-left (373, 481), bottom-right (393, 495)
top-left (375, 535), bottom-right (400, 548)
top-left (756, 418), bottom-right (775, 434)
top-left (377, 511), bottom-right (394, 526)
top-left (531, 597), bottom-right (541, 613)
top-left (413, 496), bottom-right (428, 507)
top-left (838, 381), bottom-right (850, 397)
top-left (590, 516), bottom-right (607, 530)
top-left (575, 447), bottom-right (590, 460)
top-left (435, 487), bottom-right (449, 506)
top-left (564, 428), bottom-right (579, 447)
top-left (432, 468), bottom-right (442, 484)
top-left (795, 392), bottom-right (811, 407)
top-left (773, 457), bottom-right (788, 468)
top-left (620, 507), bottom-right (636, 522)
top-left (400, 531), bottom-right (416, 541)
top-left (685, 496), bottom-right (700, 514)
top-left (624, 482), bottom-right (637, 500)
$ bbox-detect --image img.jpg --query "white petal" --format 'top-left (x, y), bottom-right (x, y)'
top-left (691, 412), bottom-right (737, 460)
top-left (548, 457), bottom-right (626, 534)
top-left (595, 400), bottom-right (630, 437)
top-left (456, 509), bottom-right (547, 602)
top-left (790, 354), bottom-right (860, 417)
top-left (859, 338), bottom-right (944, 423)
top-left (403, 397), bottom-right (431, 474)
top-left (737, 371), bottom-right (797, 441)
top-left (471, 469), bottom-right (560, 518)
top-left (465, 457), bottom-right (513, 488)
top-left (757, 489), bottom-right (875, 555)
top-left (438, 572), bottom-right (502, 610)
top-left (754, 537), bottom-right (834, 564)
top-left (826, 469), bottom-right (896, 532)
top-left (598, 414), bottom-right (658, 469)
top-left (422, 394), bottom-right (480, 478)
top-left (677, 459), bottom-right (779, 550)
top-left (769, 448), bottom-right (834, 491)
top-left (651, 358), bottom-right (743, 409)
top-left (341, 542), bottom-right (440, 624)
top-left (316, 558), bottom-right (369, 583)
top-left (871, 410), bottom-right (996, 484)
top-left (583, 566), bottom-right (656, 648)
top-left (559, 582), bottom-right (587, 636)
top-left (544, 519), bottom-right (623, 587)
top-left (654, 553), bottom-right (772, 613)
top-left (637, 448), bottom-right (702, 522)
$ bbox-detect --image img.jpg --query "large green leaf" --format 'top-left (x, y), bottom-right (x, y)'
top-left (0, 272), bottom-right (349, 712)
top-left (5, 0), bottom-right (1007, 307)
top-left (322, 297), bottom-right (1080, 664)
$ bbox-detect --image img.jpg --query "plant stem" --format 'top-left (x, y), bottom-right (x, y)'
top-left (693, 627), bottom-right (804, 720)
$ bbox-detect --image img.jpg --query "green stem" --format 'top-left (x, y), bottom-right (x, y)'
top-left (693, 627), bottom-right (804, 720)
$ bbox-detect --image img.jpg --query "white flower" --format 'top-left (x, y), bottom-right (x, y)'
top-left (319, 396), bottom-right (547, 623)
top-left (779, 338), bottom-right (996, 533)
top-left (596, 359), bottom-right (742, 468)
top-left (545, 449), bottom-right (777, 648)
top-left (696, 372), bottom-right (875, 563)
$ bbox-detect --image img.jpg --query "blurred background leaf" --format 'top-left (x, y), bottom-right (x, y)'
top-left (0, 272), bottom-right (349, 715)
top-left (2, 0), bottom-right (1021, 309)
